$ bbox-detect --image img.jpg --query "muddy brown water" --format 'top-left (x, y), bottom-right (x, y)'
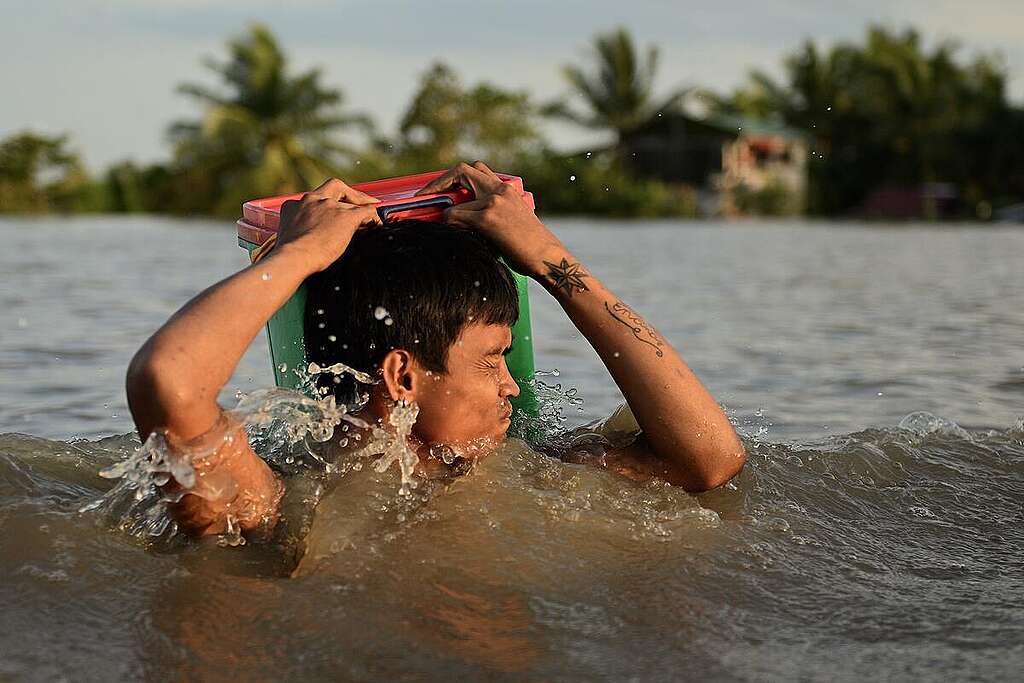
top-left (1, 217), bottom-right (1022, 681)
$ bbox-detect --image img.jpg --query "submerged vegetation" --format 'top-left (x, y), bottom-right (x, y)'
top-left (1, 24), bottom-right (1022, 219)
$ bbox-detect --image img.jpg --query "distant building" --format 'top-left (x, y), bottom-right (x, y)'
top-left (858, 183), bottom-right (959, 220)
top-left (623, 112), bottom-right (808, 216)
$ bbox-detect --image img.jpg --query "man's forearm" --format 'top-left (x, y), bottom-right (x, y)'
top-left (165, 418), bottom-right (284, 537)
top-left (528, 246), bottom-right (745, 490)
top-left (127, 244), bottom-right (316, 441)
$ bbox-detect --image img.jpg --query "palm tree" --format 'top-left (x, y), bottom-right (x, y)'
top-left (715, 25), bottom-right (1021, 215)
top-left (546, 28), bottom-right (689, 153)
top-left (397, 63), bottom-right (540, 170)
top-left (169, 24), bottom-right (370, 215)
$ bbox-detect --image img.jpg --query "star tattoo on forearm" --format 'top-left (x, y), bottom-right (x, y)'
top-left (544, 258), bottom-right (590, 298)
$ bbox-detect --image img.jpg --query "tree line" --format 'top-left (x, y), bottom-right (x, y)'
top-left (1, 24), bottom-right (1022, 219)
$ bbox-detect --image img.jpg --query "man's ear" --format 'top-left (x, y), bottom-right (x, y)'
top-left (379, 349), bottom-right (417, 403)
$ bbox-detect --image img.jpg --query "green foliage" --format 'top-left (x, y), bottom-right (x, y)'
top-left (521, 150), bottom-right (698, 217)
top-left (102, 161), bottom-right (176, 213)
top-left (378, 63), bottom-right (542, 173)
top-left (715, 25), bottom-right (1024, 216)
top-left (2, 23), bottom-right (1021, 220)
top-left (167, 23), bottom-right (371, 216)
top-left (0, 131), bottom-right (100, 213)
top-left (545, 27), bottom-right (689, 150)
top-left (732, 178), bottom-right (801, 217)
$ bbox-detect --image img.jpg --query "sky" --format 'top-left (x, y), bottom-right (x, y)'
top-left (2, 0), bottom-right (1022, 169)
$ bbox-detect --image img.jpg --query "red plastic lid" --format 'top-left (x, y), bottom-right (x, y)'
top-left (238, 170), bottom-right (533, 245)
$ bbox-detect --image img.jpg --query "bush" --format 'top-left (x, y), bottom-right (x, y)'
top-left (517, 150), bottom-right (698, 218)
top-left (731, 177), bottom-right (802, 216)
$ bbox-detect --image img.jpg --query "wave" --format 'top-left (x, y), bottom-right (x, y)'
top-left (1, 410), bottom-right (1022, 680)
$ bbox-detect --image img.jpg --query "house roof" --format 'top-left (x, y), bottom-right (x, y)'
top-left (630, 110), bottom-right (810, 141)
top-left (702, 113), bottom-right (810, 141)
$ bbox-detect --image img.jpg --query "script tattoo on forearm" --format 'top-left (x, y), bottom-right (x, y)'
top-left (544, 258), bottom-right (590, 298)
top-left (604, 301), bottom-right (665, 357)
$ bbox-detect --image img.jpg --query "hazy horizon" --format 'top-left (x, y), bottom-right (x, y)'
top-left (3, 0), bottom-right (1021, 170)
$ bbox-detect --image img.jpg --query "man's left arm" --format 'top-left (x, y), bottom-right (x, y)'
top-left (421, 162), bottom-right (746, 492)
top-left (532, 254), bottom-right (746, 491)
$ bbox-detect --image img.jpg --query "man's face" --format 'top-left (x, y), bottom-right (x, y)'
top-left (411, 322), bottom-right (520, 454)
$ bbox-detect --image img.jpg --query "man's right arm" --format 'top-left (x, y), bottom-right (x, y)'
top-left (126, 179), bottom-right (380, 536)
top-left (127, 243), bottom-right (315, 535)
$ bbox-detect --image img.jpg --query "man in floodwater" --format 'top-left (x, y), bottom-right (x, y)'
top-left (126, 162), bottom-right (746, 537)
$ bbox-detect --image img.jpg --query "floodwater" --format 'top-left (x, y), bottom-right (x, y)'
top-left (1, 216), bottom-right (1023, 681)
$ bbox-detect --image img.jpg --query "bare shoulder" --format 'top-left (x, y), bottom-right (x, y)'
top-left (601, 433), bottom-right (692, 487)
top-left (555, 402), bottom-right (700, 487)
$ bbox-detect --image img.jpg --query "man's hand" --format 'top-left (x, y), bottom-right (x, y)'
top-left (277, 178), bottom-right (381, 273)
top-left (420, 163), bottom-right (745, 491)
top-left (417, 161), bottom-right (564, 278)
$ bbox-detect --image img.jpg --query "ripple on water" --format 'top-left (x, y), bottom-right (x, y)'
top-left (2, 406), bottom-right (1024, 679)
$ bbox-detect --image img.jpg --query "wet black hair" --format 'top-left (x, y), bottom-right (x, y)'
top-left (304, 219), bottom-right (519, 404)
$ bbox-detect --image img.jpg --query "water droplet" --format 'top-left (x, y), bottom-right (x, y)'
top-left (585, 151), bottom-right (592, 158)
top-left (569, 175), bottom-right (576, 182)
top-left (316, 308), bottom-right (325, 315)
top-left (328, 334), bottom-right (337, 342)
top-left (474, 280), bottom-right (480, 287)
top-left (278, 363), bottom-right (288, 373)
top-left (261, 273), bottom-right (271, 281)
top-left (318, 322), bottom-right (325, 329)
top-left (374, 306), bottom-right (389, 320)
top-left (613, 351), bottom-right (620, 358)
top-left (384, 317), bottom-right (393, 326)
top-left (826, 105), bottom-right (832, 111)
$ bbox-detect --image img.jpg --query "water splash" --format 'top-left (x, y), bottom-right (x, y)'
top-left (429, 443), bottom-right (459, 465)
top-left (897, 411), bottom-right (972, 440)
top-left (361, 401), bottom-right (421, 496)
top-left (510, 370), bottom-right (586, 445)
top-left (82, 361), bottom-right (381, 544)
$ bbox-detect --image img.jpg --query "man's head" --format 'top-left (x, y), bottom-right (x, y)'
top-left (305, 219), bottom-right (521, 449)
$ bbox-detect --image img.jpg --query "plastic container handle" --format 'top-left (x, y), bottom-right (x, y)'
top-left (377, 195), bottom-right (454, 221)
